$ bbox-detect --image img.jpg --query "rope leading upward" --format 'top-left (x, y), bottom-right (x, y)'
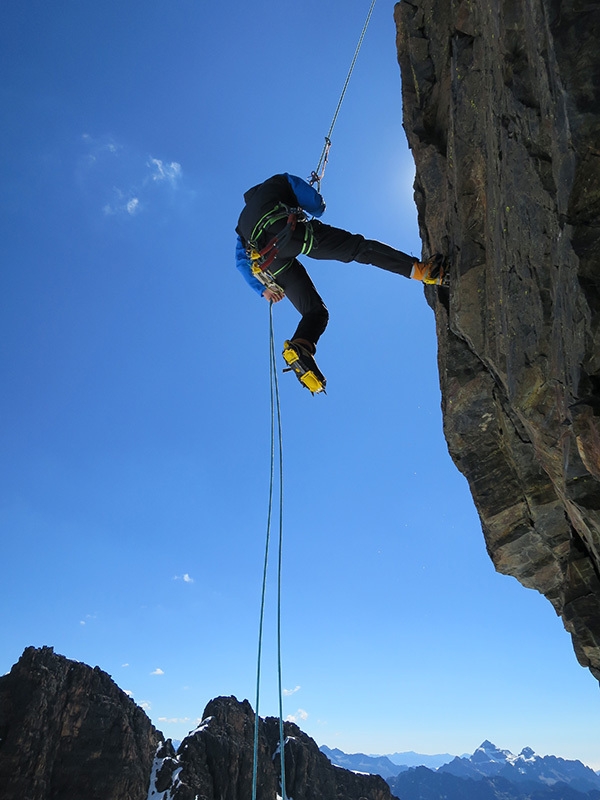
top-left (310, 0), bottom-right (378, 189)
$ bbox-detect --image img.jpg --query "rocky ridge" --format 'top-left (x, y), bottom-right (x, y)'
top-left (0, 645), bottom-right (160, 800)
top-left (0, 647), bottom-right (393, 800)
top-left (149, 695), bottom-right (393, 800)
top-left (395, 0), bottom-right (600, 678)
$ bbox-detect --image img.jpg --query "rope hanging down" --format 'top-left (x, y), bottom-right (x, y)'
top-left (252, 302), bottom-right (287, 800)
top-left (251, 7), bottom-right (378, 790)
top-left (309, 0), bottom-right (378, 190)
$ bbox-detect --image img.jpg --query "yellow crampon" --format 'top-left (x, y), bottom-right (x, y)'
top-left (282, 341), bottom-right (326, 395)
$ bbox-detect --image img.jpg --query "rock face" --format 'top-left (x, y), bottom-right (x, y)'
top-left (149, 695), bottom-right (393, 800)
top-left (395, 0), bottom-right (600, 678)
top-left (0, 646), bottom-right (161, 800)
top-left (0, 647), bottom-right (393, 800)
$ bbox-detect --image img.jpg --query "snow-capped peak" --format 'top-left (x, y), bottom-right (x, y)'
top-left (473, 741), bottom-right (513, 764)
top-left (519, 747), bottom-right (537, 762)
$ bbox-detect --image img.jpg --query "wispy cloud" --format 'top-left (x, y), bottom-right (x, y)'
top-left (79, 134), bottom-right (187, 218)
top-left (151, 668), bottom-right (164, 676)
top-left (126, 197), bottom-right (140, 215)
top-left (158, 716), bottom-right (193, 724)
top-left (283, 685), bottom-right (301, 696)
top-left (81, 133), bottom-right (121, 163)
top-left (139, 701), bottom-right (152, 711)
top-left (103, 188), bottom-right (141, 217)
top-left (286, 709), bottom-right (308, 723)
top-left (174, 573), bottom-right (194, 583)
top-left (148, 157), bottom-right (182, 186)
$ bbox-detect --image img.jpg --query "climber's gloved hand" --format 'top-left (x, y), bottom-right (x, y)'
top-left (263, 286), bottom-right (285, 303)
top-left (410, 253), bottom-right (448, 286)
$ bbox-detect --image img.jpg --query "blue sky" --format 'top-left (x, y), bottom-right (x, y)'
top-left (1, 0), bottom-right (599, 771)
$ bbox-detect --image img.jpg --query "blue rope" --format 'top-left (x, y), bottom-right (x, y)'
top-left (273, 305), bottom-right (287, 800)
top-left (251, 301), bottom-right (287, 800)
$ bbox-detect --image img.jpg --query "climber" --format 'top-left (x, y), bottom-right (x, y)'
top-left (235, 172), bottom-right (446, 392)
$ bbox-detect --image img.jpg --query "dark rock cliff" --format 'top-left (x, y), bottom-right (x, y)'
top-left (150, 695), bottom-right (393, 800)
top-left (0, 647), bottom-right (393, 800)
top-left (395, 0), bottom-right (600, 679)
top-left (0, 646), bottom-right (161, 800)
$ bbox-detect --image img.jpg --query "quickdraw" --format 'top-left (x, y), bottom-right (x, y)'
top-left (308, 137), bottom-right (331, 191)
top-left (250, 261), bottom-right (284, 296)
top-left (308, 0), bottom-right (377, 190)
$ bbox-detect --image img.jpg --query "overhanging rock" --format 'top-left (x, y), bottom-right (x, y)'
top-left (395, 0), bottom-right (600, 679)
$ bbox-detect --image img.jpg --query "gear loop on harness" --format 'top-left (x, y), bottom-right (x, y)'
top-left (247, 205), bottom-right (314, 291)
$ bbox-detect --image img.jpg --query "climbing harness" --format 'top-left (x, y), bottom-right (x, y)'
top-left (252, 301), bottom-right (287, 800)
top-left (250, 206), bottom-right (295, 277)
top-left (309, 0), bottom-right (377, 190)
top-left (248, 205), bottom-right (313, 268)
top-left (282, 341), bottom-right (327, 395)
top-left (248, 204), bottom-right (315, 295)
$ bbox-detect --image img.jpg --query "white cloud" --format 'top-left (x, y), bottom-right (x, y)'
top-left (149, 157), bottom-right (182, 186)
top-left (81, 133), bottom-right (121, 164)
top-left (283, 685), bottom-right (301, 696)
top-left (286, 709), bottom-right (308, 723)
top-left (80, 134), bottom-right (185, 218)
top-left (122, 663), bottom-right (130, 668)
top-left (151, 668), bottom-right (165, 676)
top-left (140, 701), bottom-right (152, 711)
top-left (126, 197), bottom-right (140, 215)
top-left (103, 189), bottom-right (140, 217)
top-left (158, 716), bottom-right (192, 724)
top-left (174, 573), bottom-right (194, 583)
top-left (124, 690), bottom-right (133, 697)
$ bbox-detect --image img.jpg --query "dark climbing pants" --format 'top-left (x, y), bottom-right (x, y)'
top-left (276, 260), bottom-right (330, 347)
top-left (272, 219), bottom-right (415, 347)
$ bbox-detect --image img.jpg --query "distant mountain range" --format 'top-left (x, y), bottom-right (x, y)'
top-left (384, 749), bottom-right (462, 768)
top-left (320, 746), bottom-right (455, 778)
top-left (321, 740), bottom-right (600, 800)
top-left (439, 740), bottom-right (600, 791)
